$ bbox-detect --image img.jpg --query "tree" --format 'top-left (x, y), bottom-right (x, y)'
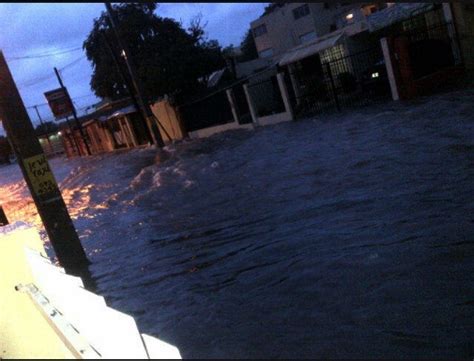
top-left (239, 28), bottom-right (258, 62)
top-left (83, 3), bottom-right (226, 102)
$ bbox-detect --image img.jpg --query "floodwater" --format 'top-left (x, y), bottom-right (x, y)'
top-left (1, 89), bottom-right (474, 358)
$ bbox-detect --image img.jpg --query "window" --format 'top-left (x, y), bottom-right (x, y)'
top-left (253, 24), bottom-right (267, 37)
top-left (319, 44), bottom-right (350, 77)
top-left (299, 31), bottom-right (317, 44)
top-left (323, 2), bottom-right (329, 9)
top-left (293, 4), bottom-right (310, 20)
top-left (320, 44), bottom-right (346, 63)
top-left (259, 48), bottom-right (274, 58)
top-left (330, 24), bottom-right (337, 32)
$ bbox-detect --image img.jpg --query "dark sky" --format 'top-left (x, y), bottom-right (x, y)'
top-left (0, 3), bottom-right (267, 134)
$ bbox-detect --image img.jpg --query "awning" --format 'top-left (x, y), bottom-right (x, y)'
top-left (367, 3), bottom-right (435, 32)
top-left (106, 105), bottom-right (137, 120)
top-left (279, 31), bottom-right (345, 66)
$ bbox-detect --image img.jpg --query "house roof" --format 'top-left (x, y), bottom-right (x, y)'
top-left (278, 30), bottom-right (346, 66)
top-left (107, 105), bottom-right (137, 120)
top-left (60, 98), bottom-right (137, 130)
top-left (367, 3), bottom-right (435, 32)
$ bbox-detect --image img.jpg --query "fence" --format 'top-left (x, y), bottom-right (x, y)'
top-left (396, 21), bottom-right (463, 80)
top-left (174, 18), bottom-right (467, 136)
top-left (178, 90), bottom-right (235, 133)
top-left (246, 74), bottom-right (286, 118)
top-left (231, 83), bottom-right (252, 124)
top-left (287, 44), bottom-right (392, 118)
top-left (175, 65), bottom-right (290, 134)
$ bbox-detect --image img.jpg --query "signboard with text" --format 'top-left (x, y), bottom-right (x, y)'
top-left (44, 87), bottom-right (74, 120)
top-left (23, 154), bottom-right (60, 203)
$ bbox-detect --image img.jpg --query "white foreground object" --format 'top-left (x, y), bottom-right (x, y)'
top-left (23, 245), bottom-right (181, 359)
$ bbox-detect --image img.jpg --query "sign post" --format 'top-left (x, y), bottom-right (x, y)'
top-left (44, 87), bottom-right (74, 119)
top-left (45, 70), bottom-right (92, 156)
top-left (0, 50), bottom-right (90, 274)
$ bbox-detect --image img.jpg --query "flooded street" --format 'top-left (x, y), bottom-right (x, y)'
top-left (1, 89), bottom-right (474, 358)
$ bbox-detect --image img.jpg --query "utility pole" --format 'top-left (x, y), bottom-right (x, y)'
top-left (104, 2), bottom-right (165, 147)
top-left (34, 105), bottom-right (53, 151)
top-left (100, 29), bottom-right (154, 145)
top-left (0, 51), bottom-right (90, 274)
top-left (33, 105), bottom-right (44, 125)
top-left (0, 205), bottom-right (8, 226)
top-left (53, 67), bottom-right (92, 156)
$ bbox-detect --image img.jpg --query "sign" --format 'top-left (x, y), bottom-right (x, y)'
top-left (23, 154), bottom-right (60, 202)
top-left (44, 87), bottom-right (74, 120)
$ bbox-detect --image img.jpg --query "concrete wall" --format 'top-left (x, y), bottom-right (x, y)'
top-left (257, 111), bottom-right (293, 126)
top-left (188, 121), bottom-right (253, 139)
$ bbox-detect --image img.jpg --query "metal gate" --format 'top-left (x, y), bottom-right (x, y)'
top-left (287, 45), bottom-right (392, 118)
top-left (177, 90), bottom-right (234, 132)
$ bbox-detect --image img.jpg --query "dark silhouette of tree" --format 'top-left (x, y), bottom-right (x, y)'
top-left (239, 28), bottom-right (258, 62)
top-left (83, 3), bottom-right (225, 102)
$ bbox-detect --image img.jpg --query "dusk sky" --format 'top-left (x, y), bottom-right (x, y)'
top-left (0, 3), bottom-right (267, 133)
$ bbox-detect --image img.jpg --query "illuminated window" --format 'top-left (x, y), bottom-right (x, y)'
top-left (346, 13), bottom-right (354, 21)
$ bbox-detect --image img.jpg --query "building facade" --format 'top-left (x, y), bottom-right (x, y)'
top-left (250, 3), bottom-right (389, 60)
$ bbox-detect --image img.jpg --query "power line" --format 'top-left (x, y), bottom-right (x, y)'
top-left (7, 46), bottom-right (82, 61)
top-left (17, 55), bottom-right (87, 89)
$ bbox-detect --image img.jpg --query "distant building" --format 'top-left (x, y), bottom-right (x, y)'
top-left (59, 98), bottom-right (150, 157)
top-left (60, 97), bottom-right (186, 158)
top-left (37, 131), bottom-right (65, 158)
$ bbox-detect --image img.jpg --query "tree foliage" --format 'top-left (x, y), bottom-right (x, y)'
top-left (83, 3), bottom-right (226, 101)
top-left (239, 28), bottom-right (258, 62)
